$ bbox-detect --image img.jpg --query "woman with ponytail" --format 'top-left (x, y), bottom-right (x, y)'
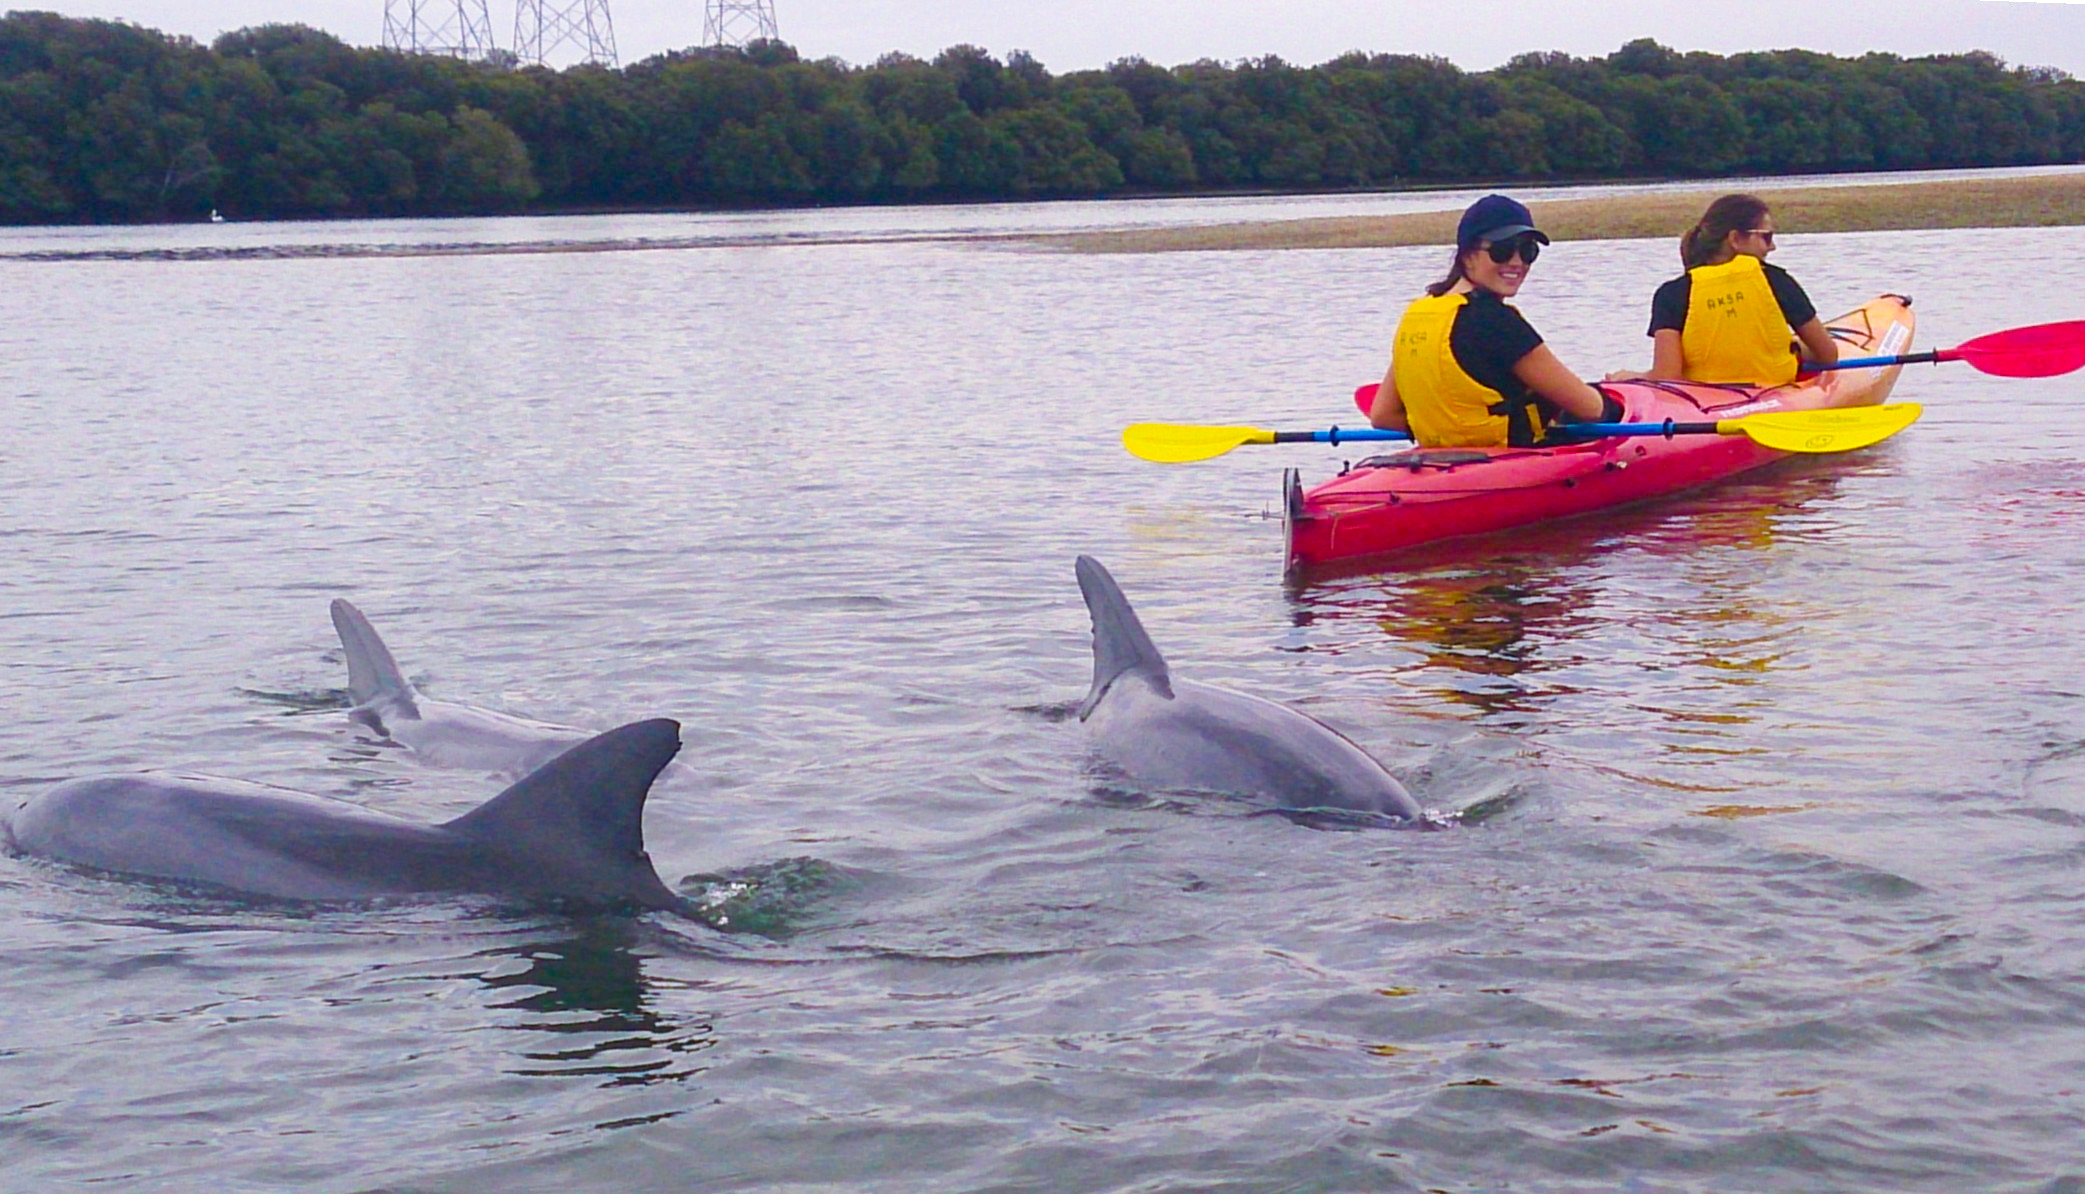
top-left (1368, 194), bottom-right (1613, 448)
top-left (1621, 194), bottom-right (1838, 384)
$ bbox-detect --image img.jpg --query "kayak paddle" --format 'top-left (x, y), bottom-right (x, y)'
top-left (1354, 320), bottom-right (2084, 411)
top-left (1550, 403), bottom-right (1923, 453)
top-left (1124, 423), bottom-right (1412, 463)
top-left (1808, 320), bottom-right (2085, 377)
top-left (1123, 404), bottom-right (1921, 464)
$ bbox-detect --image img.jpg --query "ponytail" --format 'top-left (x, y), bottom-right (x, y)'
top-left (1424, 246), bottom-right (1468, 297)
top-left (1678, 221), bottom-right (1712, 269)
top-left (1681, 193), bottom-right (1771, 269)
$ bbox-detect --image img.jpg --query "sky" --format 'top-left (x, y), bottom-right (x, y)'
top-left (23, 0), bottom-right (2085, 75)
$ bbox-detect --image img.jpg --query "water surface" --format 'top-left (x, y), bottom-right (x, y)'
top-left (3, 191), bottom-right (2083, 1191)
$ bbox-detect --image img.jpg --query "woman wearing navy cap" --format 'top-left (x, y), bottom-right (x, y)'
top-left (1368, 194), bottom-right (1614, 448)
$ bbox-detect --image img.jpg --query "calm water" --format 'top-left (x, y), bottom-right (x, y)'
top-left (3, 188), bottom-right (2084, 1191)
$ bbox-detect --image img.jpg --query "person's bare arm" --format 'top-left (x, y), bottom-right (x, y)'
top-left (1368, 362), bottom-right (1408, 431)
top-left (1511, 345), bottom-right (1608, 421)
top-left (1649, 329), bottom-right (1685, 379)
top-left (1794, 318), bottom-right (1838, 369)
top-left (1605, 331), bottom-right (1685, 382)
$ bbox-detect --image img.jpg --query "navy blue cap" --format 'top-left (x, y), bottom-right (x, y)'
top-left (1456, 194), bottom-right (1550, 250)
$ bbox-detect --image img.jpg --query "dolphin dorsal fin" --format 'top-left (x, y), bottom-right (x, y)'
top-left (331, 598), bottom-right (420, 716)
top-left (445, 718), bottom-right (682, 867)
top-left (1075, 556), bottom-right (1172, 718)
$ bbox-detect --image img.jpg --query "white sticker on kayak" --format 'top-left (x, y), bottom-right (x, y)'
top-left (1880, 322), bottom-right (1912, 357)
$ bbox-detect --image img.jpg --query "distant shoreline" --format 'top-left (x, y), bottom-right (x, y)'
top-left (10, 170), bottom-right (2080, 264)
top-left (1035, 172), bottom-right (2085, 253)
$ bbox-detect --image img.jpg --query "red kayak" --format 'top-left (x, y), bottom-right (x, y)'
top-left (1283, 294), bottom-right (1917, 578)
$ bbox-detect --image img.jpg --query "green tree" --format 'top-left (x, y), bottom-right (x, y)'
top-left (933, 107), bottom-right (1020, 192)
top-left (0, 70), bottom-right (72, 218)
top-left (862, 58), bottom-right (962, 124)
top-left (433, 105), bottom-right (539, 209)
top-left (9, 11), bottom-right (2085, 223)
top-left (988, 106), bottom-right (1122, 192)
top-left (879, 113), bottom-right (941, 191)
top-left (935, 44), bottom-right (1029, 114)
top-left (1727, 77), bottom-right (1834, 170)
top-left (1115, 126), bottom-right (1197, 187)
top-left (702, 115), bottom-right (813, 197)
top-left (1617, 75), bottom-right (1749, 173)
top-left (810, 99), bottom-right (883, 195)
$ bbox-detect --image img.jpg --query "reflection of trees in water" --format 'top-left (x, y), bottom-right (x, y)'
top-left (477, 918), bottom-right (717, 1085)
top-left (1377, 564), bottom-right (1596, 719)
top-left (1293, 468), bottom-right (1840, 722)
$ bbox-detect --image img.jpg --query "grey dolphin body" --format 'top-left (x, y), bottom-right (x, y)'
top-left (332, 598), bottom-right (594, 775)
top-left (1076, 556), bottom-right (1422, 820)
top-left (3, 719), bottom-right (689, 911)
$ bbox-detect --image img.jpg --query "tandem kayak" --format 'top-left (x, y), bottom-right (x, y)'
top-left (1282, 294), bottom-right (1917, 578)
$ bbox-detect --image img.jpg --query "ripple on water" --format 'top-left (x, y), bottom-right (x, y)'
top-left (8, 213), bottom-right (2085, 1190)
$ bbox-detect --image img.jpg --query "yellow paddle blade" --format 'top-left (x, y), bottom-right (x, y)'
top-left (1122, 423), bottom-right (1277, 463)
top-left (1718, 403), bottom-right (1923, 454)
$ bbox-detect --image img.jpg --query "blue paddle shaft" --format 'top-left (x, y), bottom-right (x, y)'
top-left (1803, 350), bottom-right (1943, 371)
top-left (1274, 427), bottom-right (1412, 445)
top-left (1277, 422), bottom-right (1733, 446)
top-left (1555, 420), bottom-right (1718, 439)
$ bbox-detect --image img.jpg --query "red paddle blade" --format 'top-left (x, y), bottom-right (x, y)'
top-left (1354, 383), bottom-right (1378, 415)
top-left (1951, 320), bottom-right (2085, 378)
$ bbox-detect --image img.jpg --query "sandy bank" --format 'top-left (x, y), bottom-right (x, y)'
top-left (1042, 172), bottom-right (2085, 254)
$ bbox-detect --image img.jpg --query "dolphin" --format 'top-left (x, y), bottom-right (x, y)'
top-left (2, 719), bottom-right (690, 911)
top-left (331, 598), bottom-right (594, 775)
top-left (1075, 556), bottom-right (1423, 820)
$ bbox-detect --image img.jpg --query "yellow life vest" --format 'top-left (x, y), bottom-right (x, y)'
top-left (1391, 292), bottom-right (1540, 448)
top-left (1678, 256), bottom-right (1799, 385)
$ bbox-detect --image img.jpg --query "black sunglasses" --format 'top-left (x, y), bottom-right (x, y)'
top-left (1483, 234), bottom-right (1542, 265)
top-left (1745, 228), bottom-right (1777, 246)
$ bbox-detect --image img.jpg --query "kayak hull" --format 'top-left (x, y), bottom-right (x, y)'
top-left (1283, 295), bottom-right (1916, 578)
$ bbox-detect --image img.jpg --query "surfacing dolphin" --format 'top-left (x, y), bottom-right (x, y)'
top-left (3, 719), bottom-right (690, 912)
top-left (332, 598), bottom-right (593, 775)
top-left (1076, 556), bottom-right (1423, 821)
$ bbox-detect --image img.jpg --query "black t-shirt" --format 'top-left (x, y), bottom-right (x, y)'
top-left (1449, 288), bottom-right (1544, 404)
top-left (1648, 262), bottom-right (1817, 336)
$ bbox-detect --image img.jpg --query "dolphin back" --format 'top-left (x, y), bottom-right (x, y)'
top-left (331, 598), bottom-right (415, 708)
top-left (1076, 556), bottom-right (1172, 719)
top-left (445, 718), bottom-right (684, 907)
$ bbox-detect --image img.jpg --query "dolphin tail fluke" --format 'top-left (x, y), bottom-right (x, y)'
top-left (331, 598), bottom-right (415, 708)
top-left (445, 718), bottom-right (684, 908)
top-left (1075, 556), bottom-right (1172, 718)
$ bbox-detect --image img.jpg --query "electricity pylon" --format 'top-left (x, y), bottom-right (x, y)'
top-left (704, 0), bottom-right (779, 49)
top-left (381, 0), bottom-right (496, 61)
top-left (514, 0), bottom-right (619, 67)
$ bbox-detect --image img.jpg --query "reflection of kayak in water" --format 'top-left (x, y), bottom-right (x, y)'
top-left (1284, 294), bottom-right (1917, 580)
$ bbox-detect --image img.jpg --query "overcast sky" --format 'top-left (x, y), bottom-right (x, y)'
top-left (27, 0), bottom-right (2085, 75)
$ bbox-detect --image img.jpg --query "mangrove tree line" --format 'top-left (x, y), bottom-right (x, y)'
top-left (3, 10), bottom-right (2083, 223)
